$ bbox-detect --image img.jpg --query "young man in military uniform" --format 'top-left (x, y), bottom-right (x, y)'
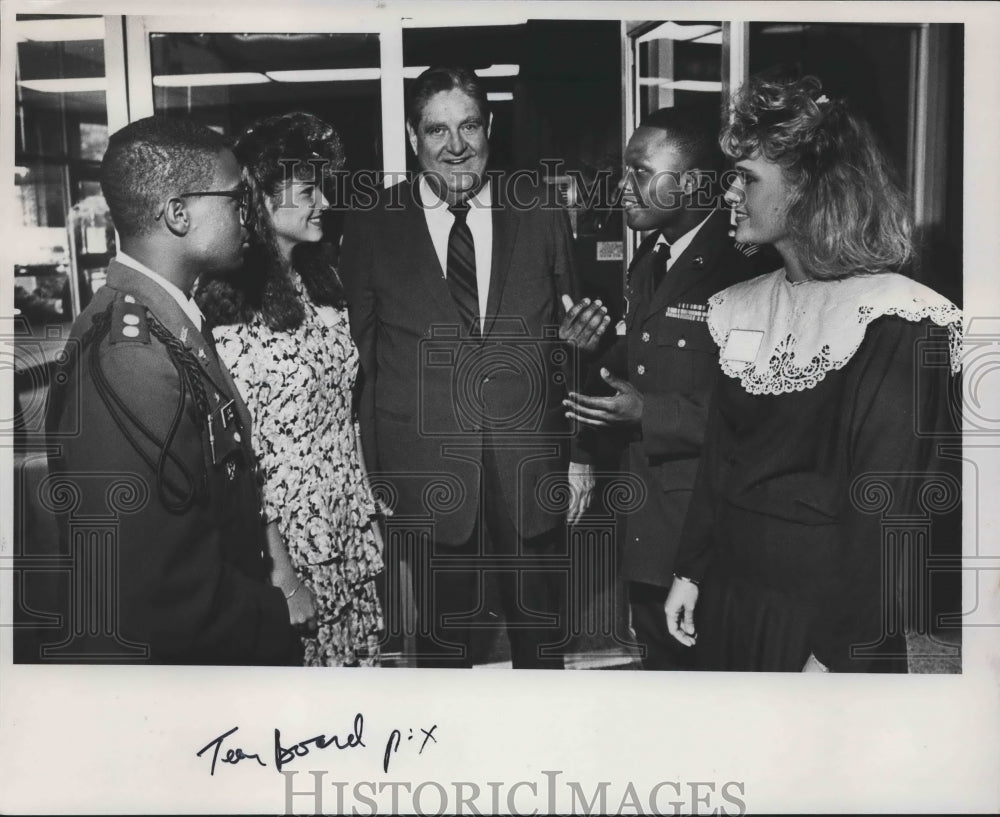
top-left (563, 106), bottom-right (773, 669)
top-left (44, 117), bottom-right (300, 665)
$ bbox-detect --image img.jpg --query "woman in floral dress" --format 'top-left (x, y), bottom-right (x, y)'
top-left (197, 112), bottom-right (383, 666)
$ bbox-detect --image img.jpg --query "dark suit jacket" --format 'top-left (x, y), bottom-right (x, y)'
top-left (599, 209), bottom-right (769, 587)
top-left (339, 178), bottom-right (582, 546)
top-left (44, 261), bottom-right (299, 664)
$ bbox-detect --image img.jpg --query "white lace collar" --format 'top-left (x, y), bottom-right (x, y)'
top-left (707, 270), bottom-right (963, 396)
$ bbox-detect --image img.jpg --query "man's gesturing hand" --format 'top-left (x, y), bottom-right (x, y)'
top-left (559, 294), bottom-right (610, 353)
top-left (563, 368), bottom-right (643, 427)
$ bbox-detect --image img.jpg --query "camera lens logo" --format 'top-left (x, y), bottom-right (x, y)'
top-left (960, 341), bottom-right (1000, 433)
top-left (916, 318), bottom-right (994, 436)
top-left (453, 343), bottom-right (564, 432)
top-left (4, 322), bottom-right (79, 436)
top-left (420, 320), bottom-right (575, 437)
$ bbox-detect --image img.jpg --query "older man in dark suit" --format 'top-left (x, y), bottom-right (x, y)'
top-left (340, 67), bottom-right (603, 668)
top-left (564, 106), bottom-right (773, 669)
top-left (44, 116), bottom-right (300, 664)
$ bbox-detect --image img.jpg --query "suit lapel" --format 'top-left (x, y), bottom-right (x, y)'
top-left (405, 181), bottom-right (466, 323)
top-left (626, 233), bottom-right (661, 332)
top-left (642, 209), bottom-right (731, 323)
top-left (105, 261), bottom-right (253, 433)
top-left (484, 180), bottom-right (518, 338)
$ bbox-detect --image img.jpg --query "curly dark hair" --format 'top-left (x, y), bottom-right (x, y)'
top-left (721, 73), bottom-right (913, 278)
top-left (197, 112), bottom-right (347, 331)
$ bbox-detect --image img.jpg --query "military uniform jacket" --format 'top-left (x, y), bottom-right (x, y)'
top-left (601, 209), bottom-right (769, 587)
top-left (45, 260), bottom-right (300, 665)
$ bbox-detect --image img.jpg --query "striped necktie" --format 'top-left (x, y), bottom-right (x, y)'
top-left (446, 202), bottom-right (480, 335)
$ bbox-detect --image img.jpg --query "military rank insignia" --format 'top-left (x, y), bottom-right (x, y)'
top-left (109, 298), bottom-right (150, 344)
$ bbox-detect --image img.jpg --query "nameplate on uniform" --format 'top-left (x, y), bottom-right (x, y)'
top-left (207, 400), bottom-right (243, 466)
top-left (664, 303), bottom-right (708, 322)
top-left (721, 329), bottom-right (764, 371)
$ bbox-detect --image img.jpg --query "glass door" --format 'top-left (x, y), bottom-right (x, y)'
top-left (125, 15), bottom-right (402, 169)
top-left (623, 20), bottom-right (728, 266)
top-left (10, 14), bottom-right (130, 443)
top-left (13, 15), bottom-right (122, 334)
top-left (123, 15), bottom-right (402, 251)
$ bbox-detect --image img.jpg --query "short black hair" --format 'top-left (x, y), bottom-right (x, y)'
top-left (638, 105), bottom-right (726, 174)
top-left (100, 116), bottom-right (228, 238)
top-left (406, 66), bottom-right (489, 130)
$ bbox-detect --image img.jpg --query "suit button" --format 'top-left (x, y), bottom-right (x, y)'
top-left (677, 338), bottom-right (687, 348)
top-left (641, 332), bottom-right (650, 342)
top-left (637, 364), bottom-right (646, 375)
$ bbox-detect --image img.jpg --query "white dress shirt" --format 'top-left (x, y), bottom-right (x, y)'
top-left (115, 250), bottom-right (205, 331)
top-left (419, 176), bottom-right (493, 332)
top-left (654, 211), bottom-right (713, 271)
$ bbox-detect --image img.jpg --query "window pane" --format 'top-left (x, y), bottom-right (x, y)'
top-left (748, 22), bottom-right (915, 194)
top-left (635, 21), bottom-right (723, 121)
top-left (149, 31), bottom-right (383, 242)
top-left (15, 14), bottom-right (109, 332)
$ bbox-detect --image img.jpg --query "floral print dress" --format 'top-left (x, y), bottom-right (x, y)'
top-left (215, 286), bottom-right (384, 666)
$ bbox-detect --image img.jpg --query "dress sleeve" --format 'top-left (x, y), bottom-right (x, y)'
top-left (809, 317), bottom-right (956, 672)
top-left (672, 375), bottom-right (726, 582)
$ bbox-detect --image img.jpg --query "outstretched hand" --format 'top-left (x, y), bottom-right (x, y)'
top-left (563, 368), bottom-right (643, 427)
top-left (559, 294), bottom-right (610, 353)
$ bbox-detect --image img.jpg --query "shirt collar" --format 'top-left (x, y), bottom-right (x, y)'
top-left (655, 211), bottom-right (714, 260)
top-left (419, 175), bottom-right (492, 213)
top-left (115, 250), bottom-right (204, 330)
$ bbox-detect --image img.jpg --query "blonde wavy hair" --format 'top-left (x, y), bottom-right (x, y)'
top-left (721, 73), bottom-right (913, 279)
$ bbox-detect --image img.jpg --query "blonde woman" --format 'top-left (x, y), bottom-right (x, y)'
top-left (664, 75), bottom-right (962, 673)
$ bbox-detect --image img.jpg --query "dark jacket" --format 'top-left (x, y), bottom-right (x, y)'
top-left (339, 178), bottom-right (584, 545)
top-left (600, 209), bottom-right (772, 586)
top-left (44, 260), bottom-right (300, 664)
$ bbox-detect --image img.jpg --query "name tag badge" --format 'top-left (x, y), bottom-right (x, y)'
top-left (721, 329), bottom-right (764, 371)
top-left (207, 400), bottom-right (242, 466)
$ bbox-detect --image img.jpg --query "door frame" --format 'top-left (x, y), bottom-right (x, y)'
top-left (121, 13), bottom-right (407, 180)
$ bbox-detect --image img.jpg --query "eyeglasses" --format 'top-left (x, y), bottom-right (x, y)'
top-left (177, 186), bottom-right (251, 224)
